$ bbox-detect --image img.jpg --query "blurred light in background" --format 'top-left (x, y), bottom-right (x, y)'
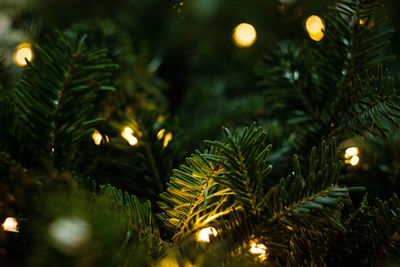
top-left (345, 147), bottom-right (360, 166)
top-left (49, 217), bottom-right (91, 255)
top-left (233, 23), bottom-right (257, 48)
top-left (2, 217), bottom-right (19, 232)
top-left (350, 155), bottom-right (359, 166)
top-left (92, 130), bottom-right (103, 146)
top-left (163, 132), bottom-right (173, 148)
top-left (157, 129), bottom-right (165, 140)
top-left (14, 43), bottom-right (33, 66)
top-left (305, 15), bottom-right (325, 41)
top-left (345, 147), bottom-right (359, 158)
top-left (121, 127), bottom-right (138, 146)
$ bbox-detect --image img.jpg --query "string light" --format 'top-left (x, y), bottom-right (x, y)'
top-left (121, 127), bottom-right (138, 146)
top-left (92, 130), bottom-right (103, 146)
top-left (345, 147), bottom-right (360, 166)
top-left (157, 129), bottom-right (165, 140)
top-left (305, 15), bottom-right (325, 41)
top-left (2, 217), bottom-right (19, 233)
top-left (197, 227), bottom-right (217, 242)
top-left (233, 23), bottom-right (257, 48)
top-left (350, 155), bottom-right (360, 166)
top-left (250, 242), bottom-right (267, 261)
top-left (13, 43), bottom-right (33, 67)
top-left (163, 132), bottom-right (173, 148)
top-left (345, 147), bottom-right (359, 158)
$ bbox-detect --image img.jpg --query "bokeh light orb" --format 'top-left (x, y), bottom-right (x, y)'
top-left (305, 15), bottom-right (325, 41)
top-left (233, 23), bottom-right (257, 48)
top-left (14, 43), bottom-right (33, 66)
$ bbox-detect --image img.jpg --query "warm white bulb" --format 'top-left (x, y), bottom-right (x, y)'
top-left (197, 227), bottom-right (217, 242)
top-left (250, 242), bottom-right (267, 260)
top-left (345, 147), bottom-right (359, 158)
top-left (14, 43), bottom-right (33, 66)
top-left (92, 130), bottom-right (103, 146)
top-left (121, 127), bottom-right (138, 146)
top-left (2, 217), bottom-right (19, 232)
top-left (350, 156), bottom-right (359, 166)
top-left (305, 15), bottom-right (325, 41)
top-left (233, 23), bottom-right (257, 48)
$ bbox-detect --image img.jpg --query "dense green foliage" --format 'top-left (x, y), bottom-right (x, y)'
top-left (0, 0), bottom-right (400, 266)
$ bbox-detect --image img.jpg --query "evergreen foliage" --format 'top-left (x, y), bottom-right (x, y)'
top-left (256, 0), bottom-right (399, 153)
top-left (0, 0), bottom-right (399, 266)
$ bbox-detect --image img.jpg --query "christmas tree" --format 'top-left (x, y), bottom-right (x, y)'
top-left (0, 0), bottom-right (399, 266)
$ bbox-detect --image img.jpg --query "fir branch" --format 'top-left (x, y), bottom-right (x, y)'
top-left (12, 30), bottom-right (117, 169)
top-left (158, 150), bottom-right (236, 241)
top-left (205, 124), bottom-right (272, 216)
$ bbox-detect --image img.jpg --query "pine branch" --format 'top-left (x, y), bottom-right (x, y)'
top-left (256, 0), bottom-right (399, 154)
top-left (158, 149), bottom-right (237, 241)
top-left (205, 124), bottom-right (272, 216)
top-left (12, 30), bottom-right (117, 169)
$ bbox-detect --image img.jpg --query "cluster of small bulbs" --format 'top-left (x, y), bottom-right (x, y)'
top-left (157, 128), bottom-right (173, 148)
top-left (345, 147), bottom-right (360, 166)
top-left (197, 227), bottom-right (267, 260)
top-left (91, 126), bottom-right (173, 148)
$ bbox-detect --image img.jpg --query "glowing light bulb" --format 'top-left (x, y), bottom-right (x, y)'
top-left (49, 216), bottom-right (91, 255)
top-left (163, 132), bottom-right (173, 148)
top-left (305, 15), bottom-right (325, 41)
top-left (233, 23), bottom-right (257, 48)
top-left (359, 17), bottom-right (367, 25)
top-left (92, 130), bottom-right (103, 145)
top-left (157, 129), bottom-right (165, 140)
top-left (121, 127), bottom-right (138, 146)
top-left (345, 147), bottom-right (359, 158)
top-left (197, 227), bottom-right (217, 242)
top-left (2, 217), bottom-right (19, 233)
top-left (14, 43), bottom-right (33, 67)
top-left (350, 155), bottom-right (359, 166)
top-left (250, 242), bottom-right (267, 261)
